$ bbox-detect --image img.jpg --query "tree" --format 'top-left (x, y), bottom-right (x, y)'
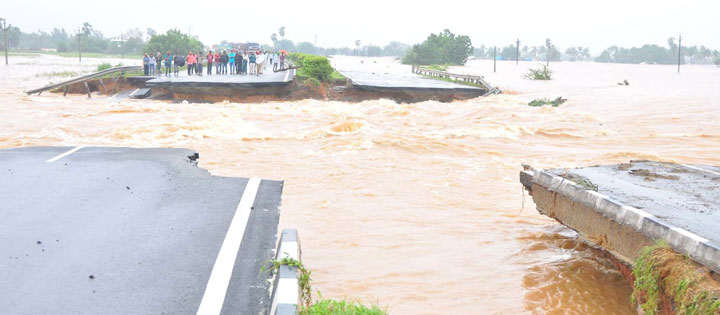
top-left (383, 41), bottom-right (409, 57)
top-left (57, 41), bottom-right (69, 52)
top-left (365, 45), bottom-right (383, 57)
top-left (277, 39), bottom-right (294, 51)
top-left (565, 47), bottom-right (579, 61)
top-left (1, 18), bottom-right (9, 65)
top-left (402, 29), bottom-right (473, 65)
top-left (296, 42), bottom-right (316, 54)
top-left (278, 26), bottom-right (285, 49)
top-left (144, 29), bottom-right (203, 56)
top-left (355, 40), bottom-right (361, 56)
top-left (499, 44), bottom-right (516, 60)
top-left (271, 33), bottom-right (278, 48)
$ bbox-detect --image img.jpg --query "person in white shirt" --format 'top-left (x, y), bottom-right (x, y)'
top-left (256, 52), bottom-right (265, 76)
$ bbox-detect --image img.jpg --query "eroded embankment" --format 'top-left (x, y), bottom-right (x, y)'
top-left (522, 169), bottom-right (720, 314)
top-left (55, 78), bottom-right (485, 103)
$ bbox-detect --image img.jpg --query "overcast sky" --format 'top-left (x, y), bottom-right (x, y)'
top-left (5, 0), bottom-right (719, 54)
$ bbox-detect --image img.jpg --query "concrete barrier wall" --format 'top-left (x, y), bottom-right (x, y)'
top-left (269, 229), bottom-right (302, 315)
top-left (525, 170), bottom-right (720, 273)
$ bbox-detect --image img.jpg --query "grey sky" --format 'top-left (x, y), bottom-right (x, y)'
top-left (5, 0), bottom-right (720, 53)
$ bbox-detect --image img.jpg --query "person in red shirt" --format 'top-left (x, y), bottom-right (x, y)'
top-left (214, 52), bottom-right (221, 75)
top-left (186, 52), bottom-right (195, 76)
top-left (206, 51), bottom-right (214, 75)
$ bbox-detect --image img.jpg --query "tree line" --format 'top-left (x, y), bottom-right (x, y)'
top-left (2, 19), bottom-right (719, 66)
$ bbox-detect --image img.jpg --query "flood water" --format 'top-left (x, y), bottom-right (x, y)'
top-left (2, 55), bottom-right (719, 314)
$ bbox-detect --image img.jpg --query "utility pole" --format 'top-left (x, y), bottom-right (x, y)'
top-left (546, 39), bottom-right (552, 67)
top-left (1, 18), bottom-right (9, 66)
top-left (516, 38), bottom-right (520, 65)
top-left (120, 34), bottom-right (124, 60)
top-left (77, 28), bottom-right (82, 63)
top-left (493, 46), bottom-right (497, 73)
top-left (677, 35), bottom-right (682, 73)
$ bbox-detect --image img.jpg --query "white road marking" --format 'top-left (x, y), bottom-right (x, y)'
top-left (45, 146), bottom-right (85, 163)
top-left (197, 178), bottom-right (261, 315)
top-left (682, 164), bottom-right (720, 176)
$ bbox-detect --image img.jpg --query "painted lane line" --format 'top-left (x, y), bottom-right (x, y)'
top-left (197, 178), bottom-right (261, 315)
top-left (682, 164), bottom-right (720, 176)
top-left (45, 146), bottom-right (85, 163)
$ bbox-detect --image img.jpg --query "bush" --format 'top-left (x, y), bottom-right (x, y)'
top-left (524, 64), bottom-right (553, 80)
top-left (291, 53), bottom-right (335, 82)
top-left (402, 29), bottom-right (473, 65)
top-left (529, 97), bottom-right (566, 107)
top-left (57, 42), bottom-right (69, 53)
top-left (97, 63), bottom-right (112, 71)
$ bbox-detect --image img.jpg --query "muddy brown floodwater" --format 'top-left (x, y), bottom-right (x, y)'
top-left (2, 55), bottom-right (719, 314)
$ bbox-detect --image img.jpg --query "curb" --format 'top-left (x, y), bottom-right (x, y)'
top-left (270, 229), bottom-right (301, 315)
top-left (525, 169), bottom-right (720, 274)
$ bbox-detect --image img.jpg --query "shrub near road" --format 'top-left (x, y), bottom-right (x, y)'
top-left (290, 53), bottom-right (345, 85)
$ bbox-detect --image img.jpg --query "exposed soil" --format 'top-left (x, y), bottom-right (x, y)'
top-left (54, 78), bottom-right (486, 103)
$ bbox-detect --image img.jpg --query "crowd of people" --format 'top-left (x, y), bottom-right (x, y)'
top-left (142, 49), bottom-right (287, 77)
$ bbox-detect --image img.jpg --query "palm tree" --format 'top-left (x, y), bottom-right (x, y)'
top-left (271, 33), bottom-right (278, 49)
top-left (278, 27), bottom-right (285, 49)
top-left (355, 40), bottom-right (361, 57)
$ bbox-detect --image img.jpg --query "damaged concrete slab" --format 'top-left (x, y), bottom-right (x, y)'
top-left (0, 146), bottom-right (283, 315)
top-left (520, 160), bottom-right (720, 274)
top-left (337, 69), bottom-right (485, 92)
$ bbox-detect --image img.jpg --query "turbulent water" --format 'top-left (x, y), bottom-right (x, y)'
top-left (2, 55), bottom-right (719, 314)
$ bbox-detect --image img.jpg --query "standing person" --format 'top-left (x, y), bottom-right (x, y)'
top-left (272, 51), bottom-right (279, 70)
top-left (164, 51), bottom-right (173, 77)
top-left (235, 51), bottom-right (245, 74)
top-left (142, 53), bottom-right (150, 76)
top-left (214, 51), bottom-right (221, 75)
top-left (242, 52), bottom-right (248, 74)
top-left (155, 52), bottom-right (163, 76)
top-left (173, 53), bottom-right (181, 77)
top-left (221, 50), bottom-right (229, 74)
top-left (256, 51), bottom-right (264, 76)
top-left (186, 51), bottom-right (194, 76)
top-left (196, 52), bottom-right (203, 76)
top-left (148, 53), bottom-right (156, 76)
top-left (206, 51), bottom-right (213, 75)
top-left (229, 49), bottom-right (236, 74)
top-left (279, 52), bottom-right (286, 69)
top-left (248, 51), bottom-right (256, 75)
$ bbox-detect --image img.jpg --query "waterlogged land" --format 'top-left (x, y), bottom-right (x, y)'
top-left (2, 55), bottom-right (720, 314)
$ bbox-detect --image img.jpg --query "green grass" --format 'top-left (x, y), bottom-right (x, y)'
top-left (631, 241), bottom-right (720, 315)
top-left (425, 64), bottom-right (452, 71)
top-left (418, 73), bottom-right (486, 88)
top-left (262, 255), bottom-right (388, 314)
top-left (300, 298), bottom-right (386, 315)
top-left (329, 71), bottom-right (346, 84)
